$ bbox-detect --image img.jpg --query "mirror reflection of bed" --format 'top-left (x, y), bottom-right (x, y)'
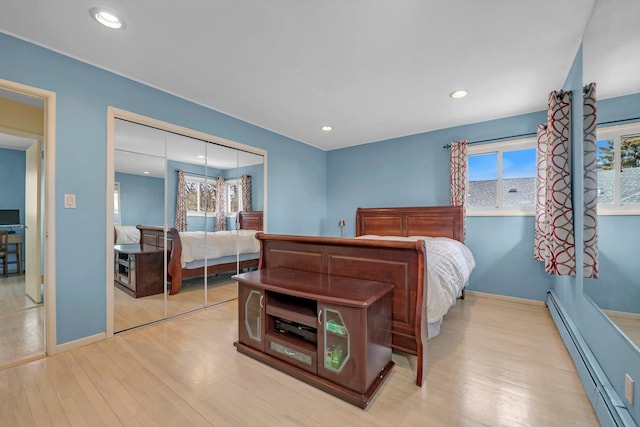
top-left (113, 117), bottom-right (265, 333)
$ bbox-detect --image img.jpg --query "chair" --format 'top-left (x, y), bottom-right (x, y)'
top-left (0, 230), bottom-right (8, 276)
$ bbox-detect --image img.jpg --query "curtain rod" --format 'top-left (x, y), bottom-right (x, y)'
top-left (442, 132), bottom-right (537, 149)
top-left (175, 169), bottom-right (222, 179)
top-left (442, 116), bottom-right (640, 149)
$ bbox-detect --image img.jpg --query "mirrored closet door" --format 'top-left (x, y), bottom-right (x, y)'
top-left (582, 0), bottom-right (640, 349)
top-left (112, 117), bottom-right (265, 333)
top-left (114, 121), bottom-right (167, 331)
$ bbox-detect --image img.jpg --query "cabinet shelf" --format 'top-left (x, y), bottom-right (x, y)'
top-left (266, 293), bottom-right (317, 327)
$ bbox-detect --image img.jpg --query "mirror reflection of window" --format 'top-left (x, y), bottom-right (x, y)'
top-left (595, 123), bottom-right (640, 209)
top-left (185, 174), bottom-right (217, 216)
top-left (620, 133), bottom-right (640, 204)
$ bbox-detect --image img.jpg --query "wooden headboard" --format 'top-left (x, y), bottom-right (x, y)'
top-left (238, 211), bottom-right (263, 231)
top-left (355, 206), bottom-right (464, 242)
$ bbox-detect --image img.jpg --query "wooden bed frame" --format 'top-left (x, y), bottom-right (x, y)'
top-left (137, 211), bottom-right (263, 295)
top-left (255, 206), bottom-right (464, 386)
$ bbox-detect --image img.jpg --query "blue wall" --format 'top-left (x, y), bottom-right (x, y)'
top-left (0, 147), bottom-right (26, 222)
top-left (0, 32), bottom-right (326, 344)
top-left (0, 147), bottom-right (26, 271)
top-left (115, 172), bottom-right (164, 227)
top-left (584, 216), bottom-right (640, 314)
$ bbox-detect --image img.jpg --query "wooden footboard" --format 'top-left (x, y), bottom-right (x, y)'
top-left (255, 233), bottom-right (427, 386)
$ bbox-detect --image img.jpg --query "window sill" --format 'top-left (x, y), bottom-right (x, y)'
top-left (467, 209), bottom-right (535, 217)
top-left (597, 209), bottom-right (640, 216)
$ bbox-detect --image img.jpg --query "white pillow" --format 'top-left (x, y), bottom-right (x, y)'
top-left (115, 225), bottom-right (140, 245)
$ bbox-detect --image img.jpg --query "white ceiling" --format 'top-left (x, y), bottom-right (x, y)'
top-left (0, 0), bottom-right (637, 151)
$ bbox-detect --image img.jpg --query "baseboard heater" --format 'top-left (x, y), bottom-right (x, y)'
top-left (546, 290), bottom-right (636, 427)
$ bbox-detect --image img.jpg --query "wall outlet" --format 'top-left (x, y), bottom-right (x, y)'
top-left (625, 373), bottom-right (634, 406)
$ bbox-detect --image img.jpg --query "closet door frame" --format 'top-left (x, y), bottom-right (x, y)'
top-left (106, 107), bottom-right (267, 337)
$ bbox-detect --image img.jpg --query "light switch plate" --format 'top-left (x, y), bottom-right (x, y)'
top-left (64, 194), bottom-right (76, 209)
top-left (625, 373), bottom-right (634, 405)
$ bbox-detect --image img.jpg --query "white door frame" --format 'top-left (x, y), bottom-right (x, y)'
top-left (0, 78), bottom-right (57, 356)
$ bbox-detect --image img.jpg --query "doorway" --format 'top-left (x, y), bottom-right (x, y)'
top-left (0, 79), bottom-right (56, 367)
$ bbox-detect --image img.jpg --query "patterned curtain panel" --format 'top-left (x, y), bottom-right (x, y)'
top-left (534, 124), bottom-right (548, 261)
top-left (536, 90), bottom-right (575, 276)
top-left (215, 176), bottom-right (227, 231)
top-left (583, 82), bottom-right (598, 279)
top-left (240, 174), bottom-right (252, 212)
top-left (450, 140), bottom-right (468, 238)
top-left (175, 169), bottom-right (188, 232)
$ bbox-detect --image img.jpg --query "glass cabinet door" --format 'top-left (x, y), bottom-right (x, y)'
top-left (322, 308), bottom-right (350, 373)
top-left (238, 285), bottom-right (264, 351)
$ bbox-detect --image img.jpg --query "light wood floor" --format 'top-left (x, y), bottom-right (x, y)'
top-left (0, 275), bottom-right (44, 368)
top-left (605, 309), bottom-right (640, 350)
top-left (115, 274), bottom-right (238, 332)
top-left (1, 292), bottom-right (599, 426)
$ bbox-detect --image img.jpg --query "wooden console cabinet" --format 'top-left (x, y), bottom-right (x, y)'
top-left (114, 244), bottom-right (165, 298)
top-left (234, 267), bottom-right (394, 408)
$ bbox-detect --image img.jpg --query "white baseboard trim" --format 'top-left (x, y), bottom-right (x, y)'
top-left (55, 332), bottom-right (106, 354)
top-left (465, 290), bottom-right (545, 307)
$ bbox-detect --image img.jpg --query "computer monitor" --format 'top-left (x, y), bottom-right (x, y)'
top-left (0, 209), bottom-right (20, 226)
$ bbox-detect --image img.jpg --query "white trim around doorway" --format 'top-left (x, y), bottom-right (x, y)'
top-left (0, 78), bottom-right (57, 357)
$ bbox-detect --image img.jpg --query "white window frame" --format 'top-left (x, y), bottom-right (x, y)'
top-left (595, 122), bottom-right (640, 215)
top-left (467, 137), bottom-right (537, 216)
top-left (185, 174), bottom-right (216, 217)
top-left (225, 178), bottom-right (244, 218)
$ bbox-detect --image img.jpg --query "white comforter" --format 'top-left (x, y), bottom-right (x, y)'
top-left (179, 230), bottom-right (260, 267)
top-left (115, 225), bottom-right (140, 245)
top-left (358, 235), bottom-right (475, 323)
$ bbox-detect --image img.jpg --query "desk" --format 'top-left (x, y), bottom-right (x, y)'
top-left (7, 233), bottom-right (23, 275)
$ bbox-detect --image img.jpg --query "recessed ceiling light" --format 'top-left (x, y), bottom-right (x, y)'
top-left (143, 171), bottom-right (150, 175)
top-left (197, 155), bottom-right (205, 159)
top-left (450, 89), bottom-right (468, 99)
top-left (89, 7), bottom-right (126, 30)
top-left (321, 125), bottom-right (333, 132)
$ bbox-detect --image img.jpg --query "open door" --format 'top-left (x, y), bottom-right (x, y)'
top-left (25, 139), bottom-right (42, 302)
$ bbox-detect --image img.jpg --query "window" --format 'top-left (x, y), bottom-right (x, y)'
top-left (185, 175), bottom-right (216, 216)
top-left (467, 138), bottom-right (537, 215)
top-left (596, 122), bottom-right (640, 214)
top-left (225, 179), bottom-right (243, 217)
